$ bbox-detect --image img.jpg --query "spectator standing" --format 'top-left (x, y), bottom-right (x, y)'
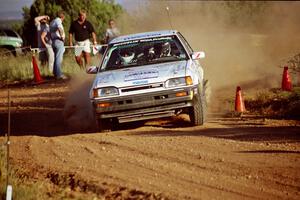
top-left (69, 9), bottom-right (97, 69)
top-left (105, 19), bottom-right (120, 43)
top-left (34, 15), bottom-right (54, 74)
top-left (50, 10), bottom-right (67, 79)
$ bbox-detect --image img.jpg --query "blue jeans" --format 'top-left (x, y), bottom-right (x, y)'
top-left (52, 39), bottom-right (65, 78)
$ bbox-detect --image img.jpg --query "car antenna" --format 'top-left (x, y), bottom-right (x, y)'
top-left (165, 6), bottom-right (174, 30)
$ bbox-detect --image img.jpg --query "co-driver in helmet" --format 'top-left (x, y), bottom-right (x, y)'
top-left (120, 48), bottom-right (135, 65)
top-left (160, 42), bottom-right (171, 57)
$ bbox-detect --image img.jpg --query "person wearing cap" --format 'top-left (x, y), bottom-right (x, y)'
top-left (34, 15), bottom-right (54, 74)
top-left (69, 9), bottom-right (97, 69)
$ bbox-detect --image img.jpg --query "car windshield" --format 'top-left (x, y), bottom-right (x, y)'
top-left (101, 35), bottom-right (188, 71)
top-left (4, 29), bottom-right (19, 37)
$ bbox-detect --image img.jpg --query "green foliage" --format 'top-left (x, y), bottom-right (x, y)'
top-left (21, 0), bottom-right (123, 47)
top-left (0, 55), bottom-right (33, 81)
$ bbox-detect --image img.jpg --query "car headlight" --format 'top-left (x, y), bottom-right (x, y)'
top-left (93, 87), bottom-right (119, 98)
top-left (165, 76), bottom-right (193, 88)
top-left (15, 41), bottom-right (22, 47)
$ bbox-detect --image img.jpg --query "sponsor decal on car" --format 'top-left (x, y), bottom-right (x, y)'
top-left (124, 69), bottom-right (159, 81)
top-left (132, 80), bottom-right (149, 85)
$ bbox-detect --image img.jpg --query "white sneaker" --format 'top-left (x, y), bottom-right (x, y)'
top-left (61, 75), bottom-right (68, 80)
top-left (57, 75), bottom-right (68, 80)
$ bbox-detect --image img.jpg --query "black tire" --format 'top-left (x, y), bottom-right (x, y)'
top-left (96, 118), bottom-right (119, 132)
top-left (203, 79), bottom-right (211, 105)
top-left (96, 118), bottom-right (112, 132)
top-left (189, 84), bottom-right (207, 126)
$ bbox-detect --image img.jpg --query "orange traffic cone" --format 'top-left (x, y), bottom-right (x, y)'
top-left (235, 86), bottom-right (246, 113)
top-left (281, 66), bottom-right (292, 91)
top-left (32, 54), bottom-right (43, 84)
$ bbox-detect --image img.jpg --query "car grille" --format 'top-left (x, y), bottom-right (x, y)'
top-left (121, 83), bottom-right (163, 93)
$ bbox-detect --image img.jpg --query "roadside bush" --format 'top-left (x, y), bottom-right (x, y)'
top-left (245, 87), bottom-right (300, 119)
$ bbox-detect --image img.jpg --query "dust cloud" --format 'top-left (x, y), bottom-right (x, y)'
top-left (63, 72), bottom-right (96, 131)
top-left (121, 1), bottom-right (300, 92)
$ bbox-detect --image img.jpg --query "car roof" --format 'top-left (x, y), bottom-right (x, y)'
top-left (110, 30), bottom-right (178, 44)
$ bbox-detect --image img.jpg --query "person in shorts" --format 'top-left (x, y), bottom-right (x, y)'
top-left (69, 9), bottom-right (97, 69)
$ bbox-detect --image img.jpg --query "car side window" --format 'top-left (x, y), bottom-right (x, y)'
top-left (177, 32), bottom-right (193, 55)
top-left (0, 30), bottom-right (6, 36)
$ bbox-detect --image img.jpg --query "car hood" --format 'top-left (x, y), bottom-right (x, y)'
top-left (93, 60), bottom-right (188, 88)
top-left (0, 36), bottom-right (23, 47)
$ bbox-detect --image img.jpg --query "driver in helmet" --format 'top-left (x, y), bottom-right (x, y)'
top-left (144, 46), bottom-right (156, 61)
top-left (120, 49), bottom-right (135, 65)
top-left (160, 42), bottom-right (171, 57)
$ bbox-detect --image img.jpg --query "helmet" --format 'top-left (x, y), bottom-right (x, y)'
top-left (147, 47), bottom-right (155, 60)
top-left (120, 49), bottom-right (135, 65)
top-left (160, 42), bottom-right (171, 57)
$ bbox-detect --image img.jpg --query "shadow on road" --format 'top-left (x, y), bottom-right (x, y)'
top-left (1, 109), bottom-right (300, 144)
top-left (133, 126), bottom-right (300, 144)
top-left (1, 83), bottom-right (300, 145)
top-left (237, 150), bottom-right (300, 154)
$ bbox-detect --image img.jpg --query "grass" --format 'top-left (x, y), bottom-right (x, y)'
top-left (0, 145), bottom-right (40, 200)
top-left (0, 50), bottom-right (100, 83)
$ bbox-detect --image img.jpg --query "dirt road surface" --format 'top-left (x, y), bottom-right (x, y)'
top-left (0, 81), bottom-right (299, 199)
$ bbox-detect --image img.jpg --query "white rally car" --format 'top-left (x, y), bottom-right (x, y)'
top-left (88, 30), bottom-right (208, 131)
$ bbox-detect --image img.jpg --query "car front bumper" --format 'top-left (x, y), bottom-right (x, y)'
top-left (92, 86), bottom-right (197, 123)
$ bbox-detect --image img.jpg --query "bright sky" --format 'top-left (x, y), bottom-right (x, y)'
top-left (0, 0), bottom-right (33, 12)
top-left (0, 0), bottom-right (141, 20)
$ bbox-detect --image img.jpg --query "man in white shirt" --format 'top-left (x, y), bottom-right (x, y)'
top-left (34, 15), bottom-right (54, 74)
top-left (97, 19), bottom-right (120, 56)
top-left (105, 19), bottom-right (120, 43)
top-left (50, 10), bottom-right (67, 79)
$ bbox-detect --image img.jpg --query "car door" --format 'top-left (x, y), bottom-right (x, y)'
top-left (177, 32), bottom-right (203, 85)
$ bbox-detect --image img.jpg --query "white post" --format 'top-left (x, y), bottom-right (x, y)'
top-left (6, 185), bottom-right (12, 200)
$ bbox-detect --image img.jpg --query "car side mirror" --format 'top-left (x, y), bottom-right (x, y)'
top-left (191, 51), bottom-right (205, 60)
top-left (86, 66), bottom-right (98, 74)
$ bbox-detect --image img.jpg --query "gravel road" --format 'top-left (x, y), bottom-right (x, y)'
top-left (0, 81), bottom-right (299, 199)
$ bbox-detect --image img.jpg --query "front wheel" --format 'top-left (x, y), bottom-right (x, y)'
top-left (96, 118), bottom-right (119, 132)
top-left (189, 95), bottom-right (205, 125)
top-left (189, 85), bottom-right (207, 126)
top-left (96, 118), bottom-right (111, 132)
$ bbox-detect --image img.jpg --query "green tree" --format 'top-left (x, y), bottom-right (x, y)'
top-left (21, 0), bottom-right (123, 47)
